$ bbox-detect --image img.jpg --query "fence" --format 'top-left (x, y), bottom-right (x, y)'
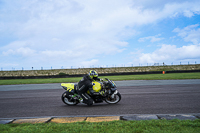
top-left (0, 61), bottom-right (199, 71)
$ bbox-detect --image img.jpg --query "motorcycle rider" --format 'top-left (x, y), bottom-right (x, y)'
top-left (76, 70), bottom-right (103, 106)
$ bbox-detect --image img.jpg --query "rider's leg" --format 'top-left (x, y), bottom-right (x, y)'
top-left (81, 93), bottom-right (94, 106)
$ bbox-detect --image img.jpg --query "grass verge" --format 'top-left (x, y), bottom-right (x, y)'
top-left (0, 72), bottom-right (200, 85)
top-left (1, 119), bottom-right (200, 133)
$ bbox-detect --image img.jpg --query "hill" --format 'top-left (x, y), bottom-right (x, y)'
top-left (0, 64), bottom-right (200, 77)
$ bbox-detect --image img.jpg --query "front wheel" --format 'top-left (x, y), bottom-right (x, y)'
top-left (61, 92), bottom-right (78, 106)
top-left (105, 92), bottom-right (121, 104)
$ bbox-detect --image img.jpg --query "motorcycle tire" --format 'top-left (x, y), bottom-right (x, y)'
top-left (61, 92), bottom-right (78, 106)
top-left (105, 92), bottom-right (121, 104)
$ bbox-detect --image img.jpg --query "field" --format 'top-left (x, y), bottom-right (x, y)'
top-left (1, 119), bottom-right (200, 133)
top-left (0, 72), bottom-right (200, 85)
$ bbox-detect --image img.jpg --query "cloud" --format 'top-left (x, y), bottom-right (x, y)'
top-left (80, 59), bottom-right (99, 68)
top-left (137, 44), bottom-right (200, 64)
top-left (138, 34), bottom-right (164, 43)
top-left (1, 0), bottom-right (200, 69)
top-left (1, 41), bottom-right (36, 56)
top-left (136, 24), bottom-right (200, 64)
top-left (3, 47), bottom-right (35, 56)
top-left (173, 24), bottom-right (200, 45)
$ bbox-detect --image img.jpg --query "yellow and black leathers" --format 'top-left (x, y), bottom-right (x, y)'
top-left (76, 74), bottom-right (101, 106)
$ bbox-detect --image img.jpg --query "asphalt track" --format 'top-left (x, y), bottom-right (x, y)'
top-left (0, 79), bottom-right (200, 120)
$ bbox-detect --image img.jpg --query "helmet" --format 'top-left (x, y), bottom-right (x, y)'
top-left (89, 70), bottom-right (98, 79)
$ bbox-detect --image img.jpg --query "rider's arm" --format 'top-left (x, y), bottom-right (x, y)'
top-left (93, 77), bottom-right (103, 82)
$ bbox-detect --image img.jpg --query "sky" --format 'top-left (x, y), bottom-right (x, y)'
top-left (0, 0), bottom-right (200, 70)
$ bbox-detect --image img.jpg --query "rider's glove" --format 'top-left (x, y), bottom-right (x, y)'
top-left (100, 79), bottom-right (104, 82)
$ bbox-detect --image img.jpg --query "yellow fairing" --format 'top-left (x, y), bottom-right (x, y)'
top-left (61, 83), bottom-right (74, 92)
top-left (92, 81), bottom-right (101, 92)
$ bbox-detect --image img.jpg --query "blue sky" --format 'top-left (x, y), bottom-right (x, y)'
top-left (0, 0), bottom-right (200, 70)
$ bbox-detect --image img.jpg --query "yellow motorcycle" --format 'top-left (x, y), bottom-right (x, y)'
top-left (61, 78), bottom-right (121, 105)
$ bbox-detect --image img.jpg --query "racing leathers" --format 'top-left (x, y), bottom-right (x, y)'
top-left (76, 74), bottom-right (101, 106)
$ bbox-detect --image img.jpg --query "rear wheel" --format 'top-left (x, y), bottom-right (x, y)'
top-left (105, 92), bottom-right (121, 104)
top-left (61, 92), bottom-right (78, 106)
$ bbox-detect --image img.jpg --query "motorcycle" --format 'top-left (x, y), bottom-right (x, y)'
top-left (61, 78), bottom-right (121, 106)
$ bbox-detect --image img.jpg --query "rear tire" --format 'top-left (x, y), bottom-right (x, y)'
top-left (61, 92), bottom-right (78, 106)
top-left (105, 92), bottom-right (121, 104)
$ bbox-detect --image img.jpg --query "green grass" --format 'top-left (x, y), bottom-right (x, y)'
top-left (0, 119), bottom-right (200, 133)
top-left (0, 73), bottom-right (200, 85)
top-left (106, 72), bottom-right (200, 80)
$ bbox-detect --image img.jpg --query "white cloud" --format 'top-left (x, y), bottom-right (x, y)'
top-left (136, 24), bottom-right (200, 64)
top-left (3, 47), bottom-right (35, 56)
top-left (1, 0), bottom-right (200, 69)
top-left (137, 44), bottom-right (200, 64)
top-left (80, 59), bottom-right (99, 68)
top-left (173, 24), bottom-right (200, 45)
top-left (1, 41), bottom-right (36, 56)
top-left (138, 34), bottom-right (164, 43)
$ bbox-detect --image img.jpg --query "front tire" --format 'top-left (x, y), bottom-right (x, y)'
top-left (61, 92), bottom-right (78, 106)
top-left (105, 92), bottom-right (121, 104)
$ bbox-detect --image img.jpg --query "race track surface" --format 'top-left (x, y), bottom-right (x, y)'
top-left (0, 80), bottom-right (200, 118)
